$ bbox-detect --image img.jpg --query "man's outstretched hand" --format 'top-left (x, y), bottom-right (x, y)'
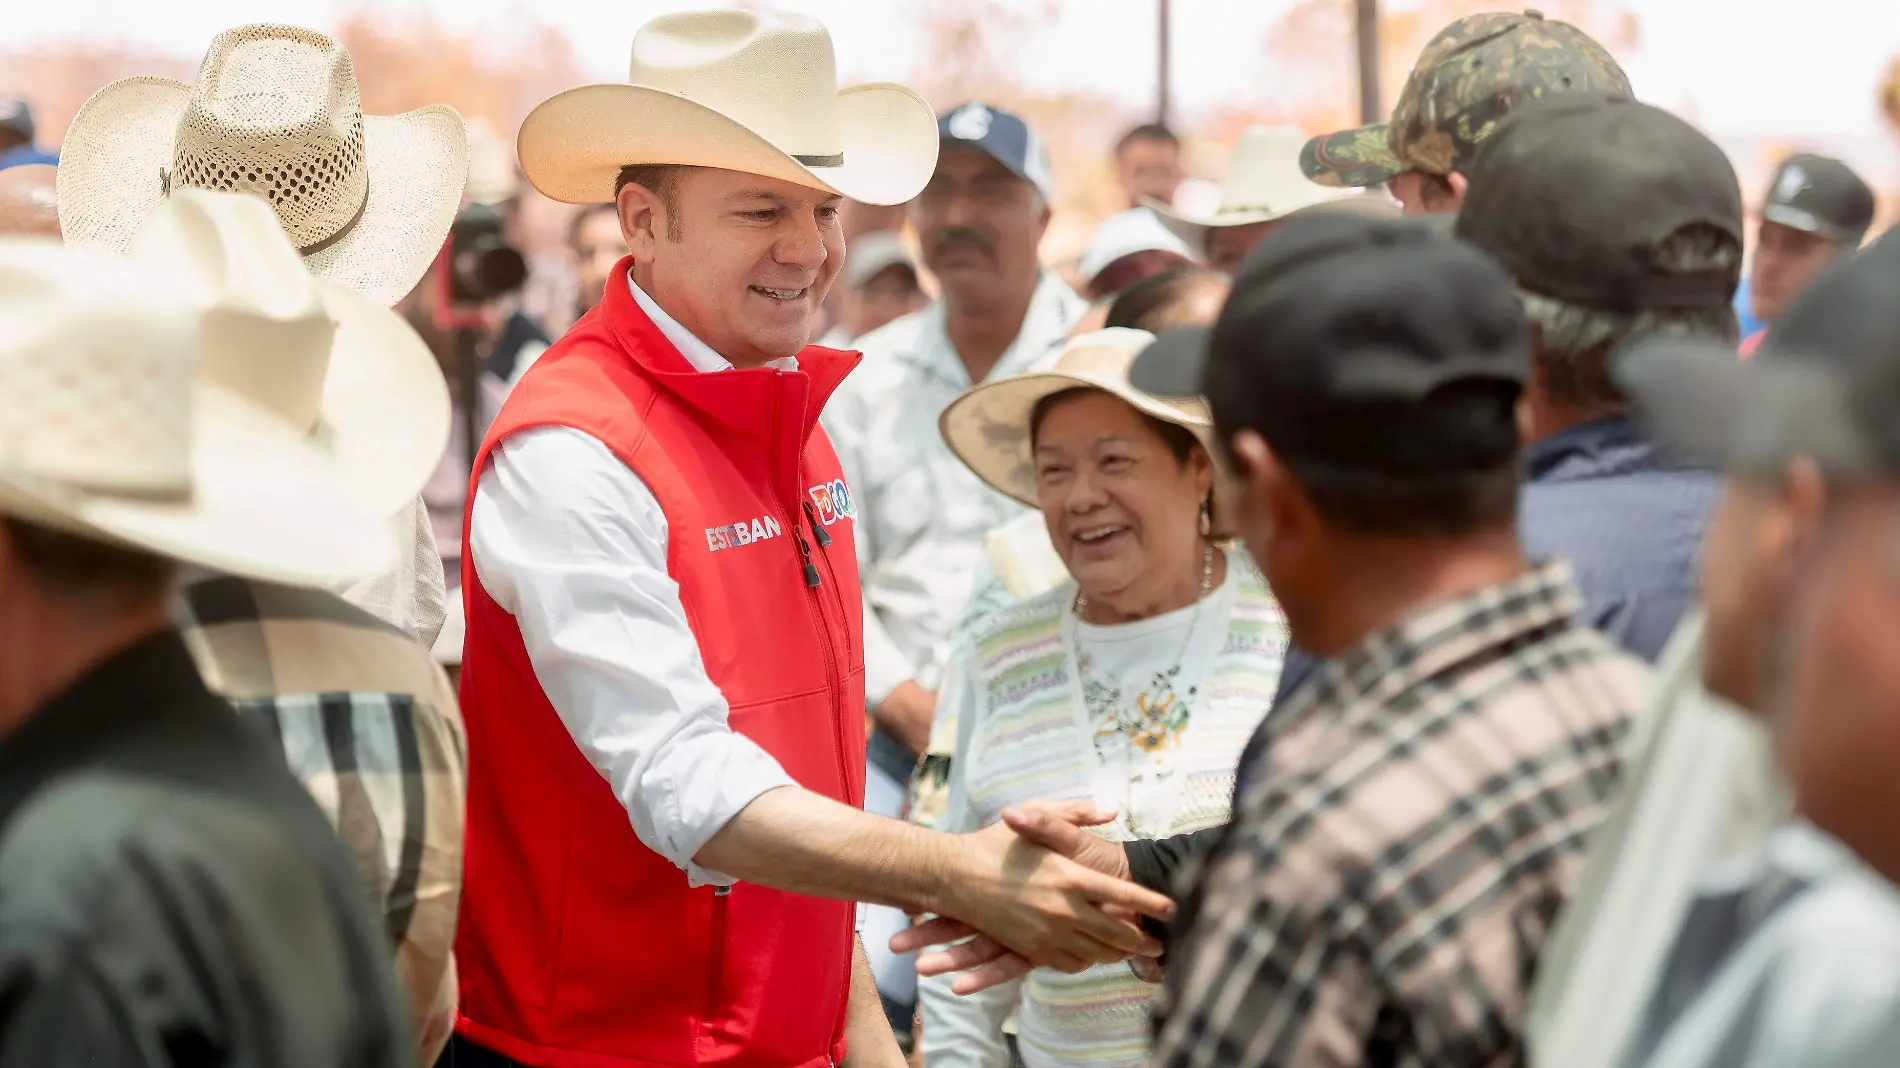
top-left (896, 801), bottom-right (1160, 994)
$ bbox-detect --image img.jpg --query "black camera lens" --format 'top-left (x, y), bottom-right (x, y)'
top-left (449, 203), bottom-right (529, 303)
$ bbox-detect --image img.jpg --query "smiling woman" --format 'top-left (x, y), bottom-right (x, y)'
top-left (924, 328), bottom-right (1288, 1067)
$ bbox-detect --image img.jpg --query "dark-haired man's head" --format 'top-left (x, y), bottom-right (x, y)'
top-left (1115, 122), bottom-right (1182, 209)
top-left (1105, 266), bottom-right (1229, 334)
top-left (1131, 213), bottom-right (1530, 654)
top-left (1456, 93), bottom-right (1744, 442)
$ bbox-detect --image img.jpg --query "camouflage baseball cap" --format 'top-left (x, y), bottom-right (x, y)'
top-left (1300, 9), bottom-right (1630, 188)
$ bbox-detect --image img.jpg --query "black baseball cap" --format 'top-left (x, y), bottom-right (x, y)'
top-left (937, 101), bottom-right (1055, 201)
top-left (1132, 212), bottom-right (1528, 475)
top-left (1617, 226), bottom-right (1900, 477)
top-left (1456, 92), bottom-right (1743, 313)
top-left (1760, 153), bottom-right (1876, 245)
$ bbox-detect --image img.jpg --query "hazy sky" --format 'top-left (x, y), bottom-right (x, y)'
top-left (13, 0), bottom-right (1900, 139)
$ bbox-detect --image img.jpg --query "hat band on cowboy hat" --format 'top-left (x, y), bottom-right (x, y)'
top-left (131, 188), bottom-right (450, 522)
top-left (940, 327), bottom-right (1238, 539)
top-left (517, 9), bottom-right (938, 207)
top-left (57, 23), bottom-right (469, 308)
top-left (0, 236), bottom-right (389, 587)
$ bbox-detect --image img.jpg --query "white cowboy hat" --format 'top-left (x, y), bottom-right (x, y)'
top-left (1146, 126), bottom-right (1356, 254)
top-left (131, 188), bottom-right (451, 522)
top-left (518, 9), bottom-right (938, 207)
top-left (940, 328), bottom-right (1238, 539)
top-left (0, 238), bottom-right (388, 587)
top-left (56, 23), bottom-right (469, 307)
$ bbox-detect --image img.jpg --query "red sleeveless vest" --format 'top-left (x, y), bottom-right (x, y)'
top-left (454, 262), bottom-right (867, 1068)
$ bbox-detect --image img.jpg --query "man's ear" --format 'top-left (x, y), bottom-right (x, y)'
top-left (617, 182), bottom-right (663, 262)
top-left (1447, 170), bottom-right (1470, 200)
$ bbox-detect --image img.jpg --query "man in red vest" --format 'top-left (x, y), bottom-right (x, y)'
top-left (448, 11), bottom-right (1173, 1068)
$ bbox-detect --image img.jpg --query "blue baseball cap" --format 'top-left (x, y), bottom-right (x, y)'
top-left (938, 101), bottom-right (1054, 202)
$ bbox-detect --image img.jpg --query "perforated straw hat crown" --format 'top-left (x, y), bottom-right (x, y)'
top-left (1146, 126), bottom-right (1357, 255)
top-left (517, 8), bottom-right (939, 206)
top-left (57, 24), bottom-right (468, 307)
top-left (0, 235), bottom-right (389, 586)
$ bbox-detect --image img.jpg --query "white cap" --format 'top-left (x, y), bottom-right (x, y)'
top-left (1077, 207), bottom-right (1196, 285)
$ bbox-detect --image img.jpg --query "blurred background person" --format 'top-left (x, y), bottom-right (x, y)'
top-left (820, 229), bottom-right (930, 347)
top-left (1604, 229), bottom-right (1900, 1068)
top-left (1742, 153), bottom-right (1876, 354)
top-left (923, 327), bottom-right (1283, 1068)
top-left (1113, 122), bottom-right (1182, 210)
top-left (1074, 206), bottom-right (1195, 302)
top-left (1148, 126), bottom-right (1354, 272)
top-left (0, 163), bottom-right (57, 237)
top-left (0, 99), bottom-right (56, 170)
top-left (568, 200), bottom-right (625, 320)
top-left (0, 235), bottom-right (409, 1067)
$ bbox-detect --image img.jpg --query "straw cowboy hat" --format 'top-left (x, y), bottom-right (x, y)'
top-left (1146, 126), bottom-right (1356, 255)
top-left (0, 237), bottom-right (388, 587)
top-left (57, 23), bottom-right (469, 307)
top-left (518, 9), bottom-right (939, 207)
top-left (131, 188), bottom-right (450, 521)
top-left (941, 328), bottom-right (1238, 539)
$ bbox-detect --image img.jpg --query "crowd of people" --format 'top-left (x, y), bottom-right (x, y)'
top-left (2, 6), bottom-right (1900, 1068)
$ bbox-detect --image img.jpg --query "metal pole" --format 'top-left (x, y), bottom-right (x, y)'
top-left (1157, 0), bottom-right (1172, 126)
top-left (1355, 0), bottom-right (1381, 124)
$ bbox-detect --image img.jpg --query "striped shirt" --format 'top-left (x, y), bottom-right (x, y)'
top-left (924, 556), bottom-right (1286, 1068)
top-left (1154, 561), bottom-right (1649, 1068)
top-left (174, 575), bottom-right (467, 1066)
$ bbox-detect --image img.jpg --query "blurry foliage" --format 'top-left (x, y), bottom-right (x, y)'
top-left (1883, 57), bottom-right (1900, 134)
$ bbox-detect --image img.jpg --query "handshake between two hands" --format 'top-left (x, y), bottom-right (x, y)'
top-left (889, 801), bottom-right (1172, 995)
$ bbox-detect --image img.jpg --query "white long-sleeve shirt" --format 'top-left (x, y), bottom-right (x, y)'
top-left (467, 276), bottom-right (800, 887)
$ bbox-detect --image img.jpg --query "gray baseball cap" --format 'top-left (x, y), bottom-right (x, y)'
top-left (1617, 226), bottom-right (1900, 477)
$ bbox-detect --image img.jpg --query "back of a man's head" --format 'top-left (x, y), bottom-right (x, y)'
top-left (1105, 266), bottom-right (1229, 333)
top-left (1150, 214), bottom-right (1530, 543)
top-left (1457, 93), bottom-right (1743, 424)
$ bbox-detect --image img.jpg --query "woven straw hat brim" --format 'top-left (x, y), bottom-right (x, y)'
top-left (57, 76), bottom-right (468, 307)
top-left (518, 81), bottom-right (939, 207)
top-left (311, 279), bottom-right (450, 518)
top-left (0, 386), bottom-right (390, 587)
top-left (939, 369), bottom-right (1239, 540)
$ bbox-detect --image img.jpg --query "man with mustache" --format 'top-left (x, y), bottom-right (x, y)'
top-left (823, 100), bottom-right (1088, 1041)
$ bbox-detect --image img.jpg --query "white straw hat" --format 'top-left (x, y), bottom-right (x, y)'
top-left (56, 23), bottom-right (469, 307)
top-left (518, 9), bottom-right (939, 207)
top-left (1146, 126), bottom-right (1356, 255)
top-left (0, 238), bottom-right (389, 586)
top-left (1077, 207), bottom-right (1197, 285)
top-left (940, 328), bottom-right (1237, 538)
top-left (130, 188), bottom-right (451, 522)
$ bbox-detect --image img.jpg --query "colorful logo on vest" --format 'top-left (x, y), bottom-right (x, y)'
top-left (705, 514), bottom-right (784, 552)
top-left (807, 478), bottom-right (856, 526)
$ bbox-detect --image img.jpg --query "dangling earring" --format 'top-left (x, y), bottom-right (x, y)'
top-left (1198, 499), bottom-right (1212, 538)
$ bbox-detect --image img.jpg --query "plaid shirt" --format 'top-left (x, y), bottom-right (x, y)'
top-left (1153, 561), bottom-right (1649, 1068)
top-left (174, 575), bottom-right (468, 1065)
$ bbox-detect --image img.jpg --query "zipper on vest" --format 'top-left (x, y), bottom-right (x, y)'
top-left (801, 500), bottom-right (833, 548)
top-left (793, 524), bottom-right (822, 588)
